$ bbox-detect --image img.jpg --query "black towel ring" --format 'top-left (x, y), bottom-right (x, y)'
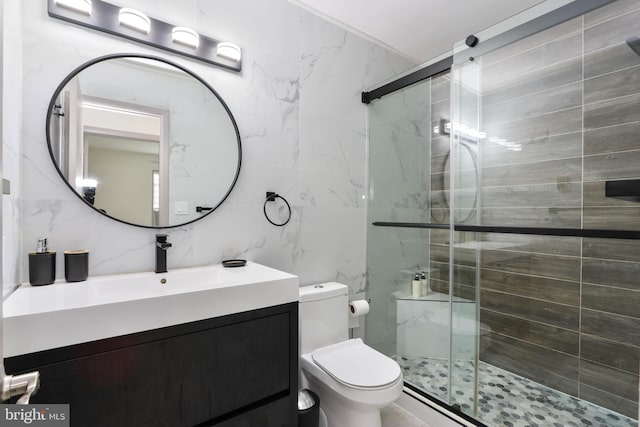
top-left (263, 192), bottom-right (291, 226)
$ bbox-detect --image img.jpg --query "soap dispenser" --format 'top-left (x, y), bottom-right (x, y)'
top-left (28, 237), bottom-right (56, 286)
top-left (411, 272), bottom-right (421, 298)
top-left (420, 271), bottom-right (429, 296)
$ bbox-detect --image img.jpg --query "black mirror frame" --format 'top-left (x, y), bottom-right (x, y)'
top-left (46, 53), bottom-right (242, 229)
top-left (443, 141), bottom-right (478, 224)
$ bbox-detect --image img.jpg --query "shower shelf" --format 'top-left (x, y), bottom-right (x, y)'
top-left (605, 179), bottom-right (640, 201)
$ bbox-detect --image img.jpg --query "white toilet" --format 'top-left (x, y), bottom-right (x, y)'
top-left (299, 283), bottom-right (403, 427)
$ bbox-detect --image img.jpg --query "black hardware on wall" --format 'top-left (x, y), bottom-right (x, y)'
top-left (53, 104), bottom-right (65, 117)
top-left (605, 179), bottom-right (640, 201)
top-left (196, 206), bottom-right (214, 213)
top-left (361, 2), bottom-right (617, 104)
top-left (263, 192), bottom-right (291, 227)
top-left (465, 35), bottom-right (479, 47)
top-left (361, 56), bottom-right (452, 104)
top-left (452, 0), bottom-right (617, 66)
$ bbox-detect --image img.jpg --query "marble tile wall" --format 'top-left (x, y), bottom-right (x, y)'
top-left (365, 78), bottom-right (431, 355)
top-left (8, 0), bottom-right (414, 296)
top-left (2, 0), bottom-right (23, 298)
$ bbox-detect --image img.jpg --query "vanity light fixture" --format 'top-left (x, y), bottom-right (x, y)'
top-left (217, 42), bottom-right (242, 62)
top-left (48, 0), bottom-right (242, 71)
top-left (118, 8), bottom-right (151, 34)
top-left (171, 27), bottom-right (200, 49)
top-left (53, 0), bottom-right (92, 15)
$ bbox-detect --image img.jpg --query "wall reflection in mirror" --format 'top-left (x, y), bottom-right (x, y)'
top-left (47, 54), bottom-right (241, 228)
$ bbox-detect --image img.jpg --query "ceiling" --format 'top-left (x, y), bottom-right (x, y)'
top-left (290, 0), bottom-right (546, 63)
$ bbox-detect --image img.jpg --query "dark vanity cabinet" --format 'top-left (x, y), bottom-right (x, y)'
top-left (5, 303), bottom-right (299, 427)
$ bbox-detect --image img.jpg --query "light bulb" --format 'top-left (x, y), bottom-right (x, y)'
top-left (54, 0), bottom-right (92, 15)
top-left (217, 42), bottom-right (241, 62)
top-left (172, 27), bottom-right (200, 49)
top-left (119, 8), bottom-right (151, 34)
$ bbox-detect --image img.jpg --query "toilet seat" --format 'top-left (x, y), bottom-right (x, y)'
top-left (311, 339), bottom-right (402, 390)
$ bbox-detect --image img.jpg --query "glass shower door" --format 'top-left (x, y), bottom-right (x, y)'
top-left (366, 78), bottom-right (431, 242)
top-left (366, 75), bottom-right (452, 402)
top-left (448, 56), bottom-right (482, 417)
top-left (448, 1), bottom-right (640, 424)
top-left (366, 1), bottom-right (640, 426)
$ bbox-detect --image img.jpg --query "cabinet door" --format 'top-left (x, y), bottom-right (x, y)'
top-left (213, 396), bottom-right (291, 427)
top-left (15, 311), bottom-right (292, 427)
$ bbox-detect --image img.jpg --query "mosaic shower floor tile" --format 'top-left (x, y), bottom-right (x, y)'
top-left (395, 356), bottom-right (637, 427)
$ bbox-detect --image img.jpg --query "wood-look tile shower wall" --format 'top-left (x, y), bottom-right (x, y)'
top-left (429, 0), bottom-right (640, 418)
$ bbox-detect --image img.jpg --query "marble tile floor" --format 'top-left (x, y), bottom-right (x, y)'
top-left (396, 356), bottom-right (637, 427)
top-left (382, 403), bottom-right (430, 427)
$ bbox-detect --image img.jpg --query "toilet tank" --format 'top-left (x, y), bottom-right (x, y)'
top-left (299, 282), bottom-right (349, 354)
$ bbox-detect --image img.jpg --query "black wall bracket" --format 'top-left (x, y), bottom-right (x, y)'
top-left (361, 56), bottom-right (452, 104)
top-left (465, 35), bottom-right (479, 47)
top-left (263, 192), bottom-right (291, 226)
top-left (605, 179), bottom-right (640, 201)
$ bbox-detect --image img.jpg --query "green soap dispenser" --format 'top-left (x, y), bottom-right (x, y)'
top-left (28, 237), bottom-right (56, 286)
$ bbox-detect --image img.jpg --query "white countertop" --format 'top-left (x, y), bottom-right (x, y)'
top-left (4, 262), bottom-right (299, 357)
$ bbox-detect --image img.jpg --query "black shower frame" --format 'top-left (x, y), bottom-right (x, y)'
top-left (361, 0), bottom-right (615, 104)
top-left (372, 222), bottom-right (640, 240)
top-left (365, 0), bottom-right (631, 242)
top-left (361, 56), bottom-right (452, 104)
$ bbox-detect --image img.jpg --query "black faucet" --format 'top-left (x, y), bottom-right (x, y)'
top-left (155, 234), bottom-right (172, 273)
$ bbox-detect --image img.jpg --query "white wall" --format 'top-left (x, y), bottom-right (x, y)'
top-left (2, 0), bottom-right (21, 297)
top-left (88, 145), bottom-right (157, 226)
top-left (365, 77), bottom-right (433, 354)
top-left (13, 0), bottom-right (414, 292)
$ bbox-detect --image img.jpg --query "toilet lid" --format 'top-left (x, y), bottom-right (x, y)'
top-left (311, 338), bottom-right (401, 389)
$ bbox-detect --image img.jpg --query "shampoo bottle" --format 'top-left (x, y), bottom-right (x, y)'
top-left (420, 271), bottom-right (428, 296)
top-left (411, 272), bottom-right (421, 298)
top-left (28, 237), bottom-right (56, 286)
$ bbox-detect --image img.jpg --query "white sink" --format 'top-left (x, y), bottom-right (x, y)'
top-left (3, 262), bottom-right (299, 357)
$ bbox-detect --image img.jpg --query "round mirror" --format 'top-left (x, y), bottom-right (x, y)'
top-left (444, 142), bottom-right (478, 223)
top-left (46, 54), bottom-right (241, 228)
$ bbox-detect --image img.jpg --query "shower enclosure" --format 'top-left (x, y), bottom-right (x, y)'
top-left (365, 1), bottom-right (640, 425)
